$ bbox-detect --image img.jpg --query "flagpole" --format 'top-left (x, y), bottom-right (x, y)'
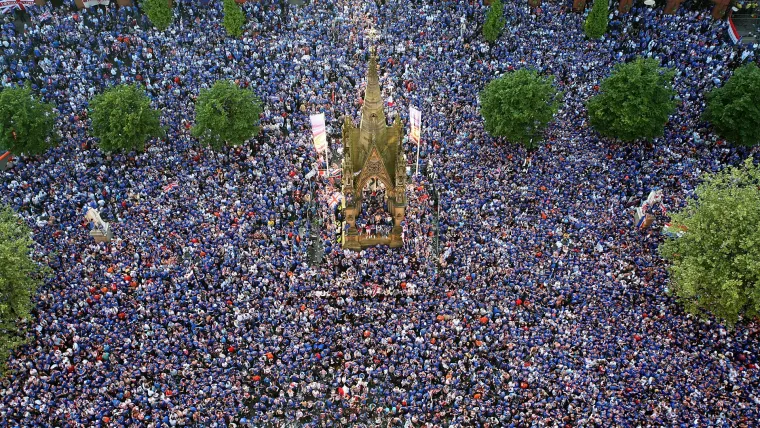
top-left (415, 137), bottom-right (421, 177)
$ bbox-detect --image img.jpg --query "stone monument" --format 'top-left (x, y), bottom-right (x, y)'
top-left (341, 49), bottom-right (407, 250)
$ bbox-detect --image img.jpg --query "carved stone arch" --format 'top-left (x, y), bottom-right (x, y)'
top-left (355, 172), bottom-right (394, 202)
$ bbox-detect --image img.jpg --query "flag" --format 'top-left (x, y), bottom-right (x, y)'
top-left (38, 11), bottom-right (51, 22)
top-left (0, 0), bottom-right (33, 13)
top-left (645, 189), bottom-right (663, 207)
top-left (328, 192), bottom-right (343, 209)
top-left (330, 168), bottom-right (342, 178)
top-left (634, 207), bottom-right (646, 228)
top-left (639, 214), bottom-right (654, 230)
top-left (163, 182), bottom-right (179, 193)
top-left (310, 113), bottom-right (327, 154)
top-left (727, 17), bottom-right (741, 45)
top-left (663, 223), bottom-right (686, 238)
top-left (82, 0), bottom-right (109, 7)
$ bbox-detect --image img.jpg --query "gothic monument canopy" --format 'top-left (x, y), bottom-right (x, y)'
top-left (341, 49), bottom-right (407, 250)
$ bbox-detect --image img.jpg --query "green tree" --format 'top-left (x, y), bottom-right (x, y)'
top-left (659, 159), bottom-right (760, 326)
top-left (89, 84), bottom-right (164, 153)
top-left (0, 205), bottom-right (47, 375)
top-left (704, 63), bottom-right (760, 147)
top-left (192, 80), bottom-right (263, 151)
top-left (0, 86), bottom-right (57, 156)
top-left (223, 0), bottom-right (246, 38)
top-left (143, 0), bottom-right (173, 31)
top-left (479, 69), bottom-right (562, 149)
top-left (587, 58), bottom-right (677, 142)
top-left (482, 0), bottom-right (505, 43)
top-left (584, 0), bottom-right (608, 39)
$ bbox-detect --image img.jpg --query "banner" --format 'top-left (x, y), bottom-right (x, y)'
top-left (409, 106), bottom-right (421, 145)
top-left (83, 0), bottom-right (110, 7)
top-left (634, 207), bottom-right (647, 228)
top-left (635, 188), bottom-right (664, 220)
top-left (310, 113), bottom-right (327, 154)
top-left (663, 223), bottom-right (687, 238)
top-left (645, 189), bottom-right (663, 207)
top-left (727, 17), bottom-right (741, 45)
top-left (410, 106), bottom-right (421, 175)
top-left (640, 189), bottom-right (663, 214)
top-left (0, 0), bottom-right (33, 13)
top-left (634, 208), bottom-right (654, 230)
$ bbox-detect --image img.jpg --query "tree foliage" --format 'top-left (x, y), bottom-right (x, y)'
top-left (659, 159), bottom-right (760, 326)
top-left (143, 0), bottom-right (173, 31)
top-left (584, 0), bottom-right (608, 39)
top-left (0, 205), bottom-right (47, 375)
top-left (89, 84), bottom-right (164, 153)
top-left (0, 86), bottom-right (57, 156)
top-left (587, 58), bottom-right (677, 142)
top-left (192, 80), bottom-right (263, 151)
top-left (704, 63), bottom-right (760, 147)
top-left (479, 69), bottom-right (562, 149)
top-left (482, 0), bottom-right (505, 43)
top-left (223, 0), bottom-right (246, 38)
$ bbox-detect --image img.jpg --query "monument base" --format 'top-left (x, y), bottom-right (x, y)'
top-left (389, 226), bottom-right (403, 248)
top-left (343, 228), bottom-right (362, 251)
top-left (341, 235), bottom-right (405, 250)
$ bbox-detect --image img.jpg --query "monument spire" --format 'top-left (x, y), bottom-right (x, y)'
top-left (362, 48), bottom-right (385, 120)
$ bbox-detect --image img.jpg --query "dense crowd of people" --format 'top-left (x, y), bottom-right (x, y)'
top-left (1, 0), bottom-right (759, 426)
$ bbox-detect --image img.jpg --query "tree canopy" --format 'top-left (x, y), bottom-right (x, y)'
top-left (191, 80), bottom-right (263, 151)
top-left (479, 69), bottom-right (562, 149)
top-left (89, 84), bottom-right (164, 153)
top-left (587, 58), bottom-right (677, 142)
top-left (482, 0), bottom-right (506, 43)
top-left (584, 0), bottom-right (608, 39)
top-left (703, 63), bottom-right (760, 147)
top-left (0, 204), bottom-right (47, 374)
top-left (223, 0), bottom-right (246, 38)
top-left (143, 0), bottom-right (174, 31)
top-left (659, 158), bottom-right (760, 326)
top-left (0, 86), bottom-right (57, 156)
